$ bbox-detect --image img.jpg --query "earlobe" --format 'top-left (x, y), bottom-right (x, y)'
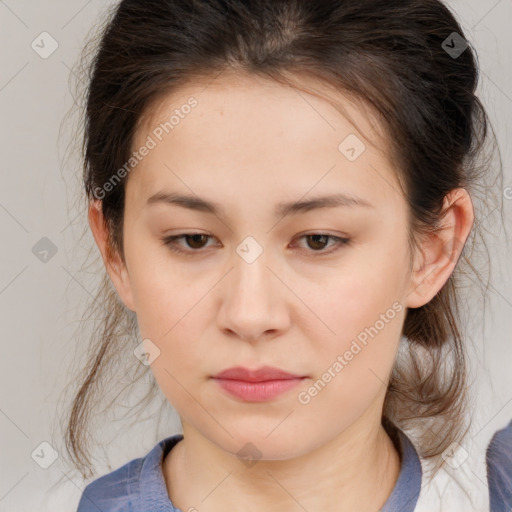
top-left (88, 200), bottom-right (136, 312)
top-left (405, 188), bottom-right (474, 309)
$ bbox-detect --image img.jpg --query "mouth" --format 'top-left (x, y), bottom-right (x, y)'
top-left (211, 366), bottom-right (307, 402)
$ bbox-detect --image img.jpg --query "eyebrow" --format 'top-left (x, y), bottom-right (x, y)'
top-left (145, 191), bottom-right (373, 217)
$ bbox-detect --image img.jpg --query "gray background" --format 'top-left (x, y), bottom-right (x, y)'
top-left (0, 0), bottom-right (511, 510)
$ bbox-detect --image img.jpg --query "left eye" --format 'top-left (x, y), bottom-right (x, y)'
top-left (161, 233), bottom-right (351, 256)
top-left (293, 233), bottom-right (350, 252)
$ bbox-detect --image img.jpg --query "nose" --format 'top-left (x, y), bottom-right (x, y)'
top-left (216, 246), bottom-right (291, 343)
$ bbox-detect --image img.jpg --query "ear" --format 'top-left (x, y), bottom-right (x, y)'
top-left (406, 188), bottom-right (474, 309)
top-left (88, 200), bottom-right (136, 312)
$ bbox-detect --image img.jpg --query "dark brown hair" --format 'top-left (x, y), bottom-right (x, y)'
top-left (60, 0), bottom-right (504, 482)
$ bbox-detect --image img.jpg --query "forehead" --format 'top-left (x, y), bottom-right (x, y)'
top-left (128, 71), bottom-right (403, 214)
top-left (139, 70), bottom-right (382, 147)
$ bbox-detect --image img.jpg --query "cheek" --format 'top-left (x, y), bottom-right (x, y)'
top-left (295, 246), bottom-right (407, 388)
top-left (125, 237), bottom-right (196, 336)
top-left (128, 252), bottom-right (215, 376)
top-left (135, 285), bottom-right (211, 413)
top-left (295, 279), bottom-right (404, 430)
top-left (310, 287), bottom-right (403, 390)
top-left (135, 276), bottom-right (207, 359)
top-left (299, 250), bottom-right (406, 341)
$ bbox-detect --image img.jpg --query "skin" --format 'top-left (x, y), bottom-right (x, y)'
top-left (88, 71), bottom-right (474, 511)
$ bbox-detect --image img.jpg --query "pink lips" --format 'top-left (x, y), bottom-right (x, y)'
top-left (211, 366), bottom-right (306, 402)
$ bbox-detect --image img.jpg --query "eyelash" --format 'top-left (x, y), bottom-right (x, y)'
top-left (160, 232), bottom-right (351, 257)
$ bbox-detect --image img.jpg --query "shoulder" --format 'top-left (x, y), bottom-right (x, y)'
top-left (76, 434), bottom-right (184, 512)
top-left (486, 419), bottom-right (512, 511)
top-left (380, 426), bottom-right (423, 512)
top-left (76, 453), bottom-right (145, 512)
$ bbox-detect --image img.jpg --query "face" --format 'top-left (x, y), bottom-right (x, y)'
top-left (111, 72), bottom-right (417, 459)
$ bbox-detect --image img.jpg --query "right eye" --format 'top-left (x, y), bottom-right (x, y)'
top-left (161, 233), bottom-right (218, 255)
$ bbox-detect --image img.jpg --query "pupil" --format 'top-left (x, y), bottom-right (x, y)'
top-left (309, 235), bottom-right (327, 250)
top-left (188, 234), bottom-right (206, 248)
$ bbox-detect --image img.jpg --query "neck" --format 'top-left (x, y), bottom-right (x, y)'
top-left (163, 418), bottom-right (401, 512)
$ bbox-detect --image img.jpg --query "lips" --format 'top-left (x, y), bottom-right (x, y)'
top-left (213, 366), bottom-right (303, 381)
top-left (211, 366), bottom-right (307, 402)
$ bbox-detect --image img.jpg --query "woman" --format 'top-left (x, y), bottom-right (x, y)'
top-left (65, 1), bottom-right (511, 510)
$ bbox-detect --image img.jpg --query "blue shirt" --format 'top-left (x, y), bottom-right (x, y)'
top-left (76, 423), bottom-right (512, 511)
top-left (486, 419), bottom-right (512, 512)
top-left (76, 428), bottom-right (421, 511)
